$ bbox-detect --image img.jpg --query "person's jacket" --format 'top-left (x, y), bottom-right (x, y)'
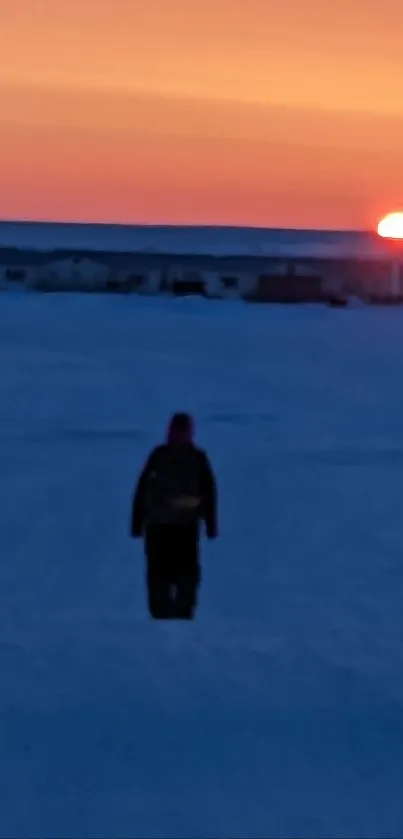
top-left (130, 442), bottom-right (218, 538)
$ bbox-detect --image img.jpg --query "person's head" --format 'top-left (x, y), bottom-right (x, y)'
top-left (166, 412), bottom-right (194, 444)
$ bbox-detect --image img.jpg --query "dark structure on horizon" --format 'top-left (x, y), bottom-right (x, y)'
top-left (0, 221), bottom-right (401, 305)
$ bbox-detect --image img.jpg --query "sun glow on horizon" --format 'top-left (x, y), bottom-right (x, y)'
top-left (377, 212), bottom-right (403, 239)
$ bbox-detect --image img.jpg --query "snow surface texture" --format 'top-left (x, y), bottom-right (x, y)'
top-left (1, 293), bottom-right (403, 838)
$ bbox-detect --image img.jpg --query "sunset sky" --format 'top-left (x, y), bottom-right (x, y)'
top-left (1, 0), bottom-right (403, 229)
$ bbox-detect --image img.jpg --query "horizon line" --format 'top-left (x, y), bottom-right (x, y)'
top-left (0, 216), bottom-right (373, 236)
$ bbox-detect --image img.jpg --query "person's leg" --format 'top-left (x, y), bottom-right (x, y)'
top-left (171, 526), bottom-right (201, 619)
top-left (145, 526), bottom-right (174, 619)
top-left (174, 564), bottom-right (201, 619)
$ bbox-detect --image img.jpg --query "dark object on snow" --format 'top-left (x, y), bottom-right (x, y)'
top-left (145, 523), bottom-right (200, 619)
top-left (130, 413), bottom-right (217, 619)
top-left (326, 294), bottom-right (348, 308)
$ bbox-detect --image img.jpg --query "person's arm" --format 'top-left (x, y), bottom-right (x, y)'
top-left (200, 452), bottom-right (218, 538)
top-left (130, 449), bottom-right (157, 537)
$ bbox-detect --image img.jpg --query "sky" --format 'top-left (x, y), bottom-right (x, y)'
top-left (1, 0), bottom-right (403, 230)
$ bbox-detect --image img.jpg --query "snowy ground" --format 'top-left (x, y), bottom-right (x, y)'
top-left (1, 292), bottom-right (403, 838)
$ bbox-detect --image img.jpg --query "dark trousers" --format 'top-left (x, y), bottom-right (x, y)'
top-left (145, 523), bottom-right (200, 619)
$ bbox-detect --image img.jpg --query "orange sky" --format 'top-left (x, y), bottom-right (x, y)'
top-left (1, 0), bottom-right (403, 229)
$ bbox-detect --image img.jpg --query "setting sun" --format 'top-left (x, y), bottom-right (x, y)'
top-left (377, 212), bottom-right (403, 239)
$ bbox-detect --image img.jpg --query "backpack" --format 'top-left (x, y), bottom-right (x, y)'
top-left (145, 447), bottom-right (202, 524)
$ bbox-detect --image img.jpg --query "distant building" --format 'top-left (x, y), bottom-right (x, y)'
top-left (0, 221), bottom-right (402, 304)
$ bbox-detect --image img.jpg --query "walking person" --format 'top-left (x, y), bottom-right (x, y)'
top-left (130, 413), bottom-right (218, 619)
